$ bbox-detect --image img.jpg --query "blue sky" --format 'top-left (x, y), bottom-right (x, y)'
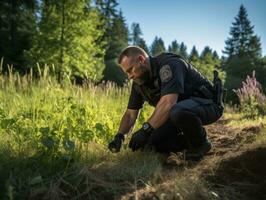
top-left (117, 0), bottom-right (266, 57)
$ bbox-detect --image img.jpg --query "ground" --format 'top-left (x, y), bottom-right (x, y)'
top-left (118, 116), bottom-right (266, 200)
top-left (4, 114), bottom-right (265, 200)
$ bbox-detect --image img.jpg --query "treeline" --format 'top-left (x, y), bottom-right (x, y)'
top-left (0, 0), bottom-right (127, 84)
top-left (0, 1), bottom-right (265, 102)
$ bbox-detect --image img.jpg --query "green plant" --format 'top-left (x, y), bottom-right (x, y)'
top-left (233, 71), bottom-right (266, 118)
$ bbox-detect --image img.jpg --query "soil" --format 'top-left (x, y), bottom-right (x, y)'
top-left (121, 118), bottom-right (266, 200)
top-left (204, 119), bottom-right (266, 200)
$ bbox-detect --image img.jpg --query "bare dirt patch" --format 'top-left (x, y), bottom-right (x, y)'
top-left (192, 120), bottom-right (265, 200)
top-left (121, 118), bottom-right (265, 200)
top-left (206, 145), bottom-right (266, 200)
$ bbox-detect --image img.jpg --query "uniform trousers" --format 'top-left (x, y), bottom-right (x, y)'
top-left (146, 97), bottom-right (223, 153)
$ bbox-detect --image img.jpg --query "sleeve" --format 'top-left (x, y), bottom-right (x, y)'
top-left (159, 59), bottom-right (187, 96)
top-left (127, 83), bottom-right (145, 110)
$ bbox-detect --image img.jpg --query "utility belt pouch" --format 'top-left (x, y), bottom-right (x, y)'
top-left (195, 85), bottom-right (214, 99)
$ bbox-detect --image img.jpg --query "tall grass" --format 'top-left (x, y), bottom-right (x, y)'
top-left (1, 61), bottom-right (265, 199)
top-left (0, 62), bottom-right (155, 199)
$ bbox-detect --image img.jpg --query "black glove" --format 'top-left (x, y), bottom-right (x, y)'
top-left (129, 128), bottom-right (151, 151)
top-left (108, 133), bottom-right (125, 153)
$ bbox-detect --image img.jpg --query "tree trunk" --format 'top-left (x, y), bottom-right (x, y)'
top-left (10, 0), bottom-right (17, 64)
top-left (59, 0), bottom-right (65, 82)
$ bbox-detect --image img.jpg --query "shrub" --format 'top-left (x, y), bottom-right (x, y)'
top-left (233, 71), bottom-right (266, 118)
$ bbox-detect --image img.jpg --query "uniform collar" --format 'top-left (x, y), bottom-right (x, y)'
top-left (148, 56), bottom-right (158, 85)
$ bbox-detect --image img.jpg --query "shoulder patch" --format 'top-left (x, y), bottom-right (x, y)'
top-left (159, 65), bottom-right (173, 83)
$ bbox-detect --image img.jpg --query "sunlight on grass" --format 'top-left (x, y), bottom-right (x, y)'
top-left (1, 69), bottom-right (266, 199)
top-left (223, 112), bottom-right (266, 128)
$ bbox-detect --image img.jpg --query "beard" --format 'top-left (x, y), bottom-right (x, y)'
top-left (133, 64), bottom-right (150, 85)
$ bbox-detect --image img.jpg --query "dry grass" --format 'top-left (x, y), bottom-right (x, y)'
top-left (1, 110), bottom-right (265, 199)
top-left (1, 65), bottom-right (266, 199)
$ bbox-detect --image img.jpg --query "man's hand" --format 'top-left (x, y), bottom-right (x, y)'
top-left (128, 128), bottom-right (150, 151)
top-left (108, 133), bottom-right (125, 153)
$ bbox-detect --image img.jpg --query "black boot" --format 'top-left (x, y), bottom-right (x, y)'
top-left (183, 128), bottom-right (212, 161)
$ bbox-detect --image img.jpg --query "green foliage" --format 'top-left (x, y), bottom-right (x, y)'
top-left (0, 70), bottom-right (155, 198)
top-left (0, 77), bottom-right (115, 154)
top-left (168, 40), bottom-right (179, 54)
top-left (103, 10), bottom-right (129, 61)
top-left (0, 69), bottom-right (153, 156)
top-left (102, 10), bottom-right (129, 85)
top-left (0, 0), bottom-right (37, 69)
top-left (171, 43), bottom-right (225, 82)
top-left (223, 5), bottom-right (261, 59)
top-left (241, 95), bottom-right (260, 119)
top-left (253, 57), bottom-right (266, 91)
top-left (223, 55), bottom-right (266, 102)
top-left (189, 46), bottom-right (199, 62)
top-left (191, 60), bottom-right (225, 83)
top-left (188, 46), bottom-right (225, 82)
top-left (224, 55), bottom-right (255, 102)
top-left (200, 46), bottom-right (212, 60)
top-left (179, 42), bottom-right (188, 59)
top-left (95, 1), bottom-right (129, 85)
top-left (130, 23), bottom-right (150, 54)
top-left (233, 71), bottom-right (266, 119)
top-left (212, 50), bottom-right (219, 60)
top-left (130, 23), bottom-right (142, 45)
top-left (25, 0), bottom-right (105, 82)
top-left (103, 59), bottom-right (127, 86)
top-left (138, 38), bottom-right (150, 55)
top-left (223, 5), bottom-right (264, 103)
top-left (150, 36), bottom-right (166, 56)
top-left (168, 41), bottom-right (188, 59)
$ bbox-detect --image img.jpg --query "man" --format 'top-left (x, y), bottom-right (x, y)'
top-left (108, 46), bottom-right (223, 160)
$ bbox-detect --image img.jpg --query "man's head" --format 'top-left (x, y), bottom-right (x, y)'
top-left (118, 46), bottom-right (150, 85)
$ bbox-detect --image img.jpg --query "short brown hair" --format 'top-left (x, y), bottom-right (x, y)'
top-left (118, 46), bottom-right (148, 64)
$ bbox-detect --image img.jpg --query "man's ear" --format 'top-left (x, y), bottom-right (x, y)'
top-left (138, 55), bottom-right (145, 63)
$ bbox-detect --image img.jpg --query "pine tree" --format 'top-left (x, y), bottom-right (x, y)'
top-left (188, 46), bottom-right (199, 62)
top-left (168, 40), bottom-right (180, 54)
top-left (104, 10), bottom-right (128, 60)
top-left (179, 42), bottom-right (188, 59)
top-left (150, 36), bottom-right (166, 56)
top-left (95, 0), bottom-right (118, 21)
top-left (94, 0), bottom-right (118, 41)
top-left (212, 50), bottom-right (219, 60)
top-left (95, 0), bottom-right (129, 85)
top-left (168, 40), bottom-right (188, 59)
top-left (188, 46), bottom-right (224, 81)
top-left (129, 23), bottom-right (149, 54)
top-left (223, 5), bottom-right (263, 102)
top-left (138, 38), bottom-right (150, 54)
top-left (0, 0), bottom-right (37, 71)
top-left (26, 0), bottom-right (105, 82)
top-left (130, 23), bottom-right (142, 45)
top-left (200, 46), bottom-right (213, 63)
top-left (95, 0), bottom-right (119, 60)
top-left (102, 10), bottom-right (129, 86)
top-left (223, 5), bottom-right (261, 60)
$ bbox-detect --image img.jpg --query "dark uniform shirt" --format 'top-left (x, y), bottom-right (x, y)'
top-left (127, 53), bottom-right (214, 110)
